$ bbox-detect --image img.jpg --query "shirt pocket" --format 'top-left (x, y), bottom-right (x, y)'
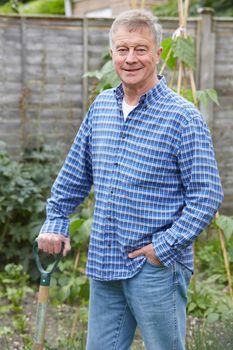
top-left (120, 144), bottom-right (176, 188)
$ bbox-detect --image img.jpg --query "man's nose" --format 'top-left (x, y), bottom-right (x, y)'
top-left (125, 48), bottom-right (138, 62)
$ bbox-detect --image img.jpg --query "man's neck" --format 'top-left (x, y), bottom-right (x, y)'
top-left (123, 77), bottom-right (159, 105)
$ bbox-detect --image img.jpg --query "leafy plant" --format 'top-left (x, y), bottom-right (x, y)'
top-left (188, 218), bottom-right (233, 322)
top-left (159, 36), bottom-right (219, 106)
top-left (0, 263), bottom-right (32, 312)
top-left (187, 319), bottom-right (233, 350)
top-left (0, 263), bottom-right (33, 348)
top-left (152, 0), bottom-right (233, 17)
top-left (0, 143), bottom-right (63, 274)
top-left (0, 0), bottom-right (65, 14)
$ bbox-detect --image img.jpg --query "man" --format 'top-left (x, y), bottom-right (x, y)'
top-left (38, 9), bottom-right (223, 350)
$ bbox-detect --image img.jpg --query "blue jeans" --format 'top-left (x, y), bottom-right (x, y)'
top-left (86, 261), bottom-right (192, 350)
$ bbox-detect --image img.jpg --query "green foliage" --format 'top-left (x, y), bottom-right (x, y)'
top-left (214, 215), bottom-right (233, 241)
top-left (196, 89), bottom-right (220, 107)
top-left (187, 320), bottom-right (233, 350)
top-left (21, 0), bottom-right (65, 15)
top-left (0, 143), bottom-right (62, 273)
top-left (86, 60), bottom-right (120, 93)
top-left (44, 334), bottom-right (87, 350)
top-left (0, 0), bottom-right (65, 15)
top-left (0, 263), bottom-right (32, 312)
top-left (160, 36), bottom-right (219, 106)
top-left (172, 36), bottom-right (196, 70)
top-left (161, 36), bottom-right (196, 71)
top-left (187, 221), bottom-right (233, 322)
top-left (153, 0), bottom-right (233, 17)
top-left (85, 52), bottom-right (120, 104)
top-left (0, 2), bottom-right (12, 13)
top-left (0, 264), bottom-right (34, 348)
top-left (161, 37), bottom-right (176, 70)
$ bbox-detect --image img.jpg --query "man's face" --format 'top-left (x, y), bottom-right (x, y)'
top-left (110, 25), bottom-right (162, 92)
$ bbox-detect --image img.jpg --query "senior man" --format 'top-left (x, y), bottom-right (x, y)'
top-left (38, 9), bottom-right (223, 350)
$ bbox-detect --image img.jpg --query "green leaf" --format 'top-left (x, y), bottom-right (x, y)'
top-left (215, 215), bottom-right (233, 240)
top-left (196, 89), bottom-right (220, 107)
top-left (205, 274), bottom-right (221, 284)
top-left (172, 37), bottom-right (196, 70)
top-left (75, 276), bottom-right (87, 286)
top-left (69, 217), bottom-right (84, 236)
top-left (196, 90), bottom-right (208, 107)
top-left (206, 312), bottom-right (219, 323)
top-left (188, 302), bottom-right (196, 312)
top-left (78, 218), bottom-right (92, 243)
top-left (206, 89), bottom-right (220, 106)
top-left (161, 37), bottom-right (177, 70)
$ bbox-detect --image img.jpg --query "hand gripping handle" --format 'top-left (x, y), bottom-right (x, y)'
top-left (33, 238), bottom-right (64, 286)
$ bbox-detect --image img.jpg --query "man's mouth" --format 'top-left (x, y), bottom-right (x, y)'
top-left (122, 67), bottom-right (143, 72)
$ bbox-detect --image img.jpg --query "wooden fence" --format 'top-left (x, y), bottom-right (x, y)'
top-left (0, 10), bottom-right (232, 213)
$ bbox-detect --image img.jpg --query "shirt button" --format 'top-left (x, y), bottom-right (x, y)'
top-left (121, 134), bottom-right (126, 139)
top-left (108, 217), bottom-right (111, 222)
top-left (114, 162), bottom-right (118, 166)
top-left (111, 190), bottom-right (114, 194)
top-left (107, 243), bottom-right (111, 247)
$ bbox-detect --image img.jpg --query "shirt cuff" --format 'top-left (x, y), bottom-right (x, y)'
top-left (152, 230), bottom-right (181, 267)
top-left (39, 219), bottom-right (70, 237)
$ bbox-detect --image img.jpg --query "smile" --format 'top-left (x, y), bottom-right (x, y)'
top-left (123, 67), bottom-right (143, 72)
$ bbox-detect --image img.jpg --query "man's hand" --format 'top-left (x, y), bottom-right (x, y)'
top-left (37, 233), bottom-right (71, 257)
top-left (128, 243), bottom-right (163, 266)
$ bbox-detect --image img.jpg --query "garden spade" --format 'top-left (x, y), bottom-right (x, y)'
top-left (32, 239), bottom-right (63, 350)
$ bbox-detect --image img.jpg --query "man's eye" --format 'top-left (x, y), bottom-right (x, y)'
top-left (117, 48), bottom-right (128, 54)
top-left (136, 48), bottom-right (147, 55)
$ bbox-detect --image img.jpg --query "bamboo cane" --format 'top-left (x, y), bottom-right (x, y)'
top-left (218, 228), bottom-right (233, 304)
top-left (169, 65), bottom-right (177, 89)
top-left (189, 69), bottom-right (197, 105)
top-left (178, 0), bottom-right (184, 27)
top-left (177, 61), bottom-right (183, 94)
top-left (159, 47), bottom-right (173, 75)
top-left (131, 0), bottom-right (137, 9)
top-left (140, 0), bottom-right (146, 9)
top-left (184, 0), bottom-right (190, 27)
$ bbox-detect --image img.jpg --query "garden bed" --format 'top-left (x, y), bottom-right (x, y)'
top-left (1, 291), bottom-right (233, 350)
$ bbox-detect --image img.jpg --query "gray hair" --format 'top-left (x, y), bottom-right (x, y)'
top-left (109, 9), bottom-right (162, 49)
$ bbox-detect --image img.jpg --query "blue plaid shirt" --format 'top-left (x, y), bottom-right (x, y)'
top-left (40, 76), bottom-right (223, 281)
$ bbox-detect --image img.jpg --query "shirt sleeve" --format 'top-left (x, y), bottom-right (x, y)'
top-left (152, 114), bottom-right (224, 266)
top-left (40, 110), bottom-right (93, 237)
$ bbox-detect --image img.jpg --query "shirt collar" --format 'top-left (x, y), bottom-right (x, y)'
top-left (114, 75), bottom-right (168, 106)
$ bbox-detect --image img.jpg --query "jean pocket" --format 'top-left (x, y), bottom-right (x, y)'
top-left (146, 258), bottom-right (164, 268)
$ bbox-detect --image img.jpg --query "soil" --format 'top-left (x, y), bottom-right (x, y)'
top-left (0, 291), bottom-right (78, 350)
top-left (0, 291), bottom-right (145, 350)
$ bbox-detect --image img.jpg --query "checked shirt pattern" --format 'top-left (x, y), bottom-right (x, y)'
top-left (40, 76), bottom-right (223, 281)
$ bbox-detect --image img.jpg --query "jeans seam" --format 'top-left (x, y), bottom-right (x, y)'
top-left (173, 263), bottom-right (178, 350)
top-left (112, 303), bottom-right (128, 350)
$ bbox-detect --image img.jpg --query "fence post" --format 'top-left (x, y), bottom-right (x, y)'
top-left (197, 7), bottom-right (215, 130)
top-left (19, 17), bottom-right (28, 149)
top-left (82, 17), bottom-right (88, 118)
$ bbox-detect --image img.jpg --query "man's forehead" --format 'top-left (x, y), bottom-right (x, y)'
top-left (112, 25), bottom-right (154, 44)
top-left (113, 24), bottom-right (151, 35)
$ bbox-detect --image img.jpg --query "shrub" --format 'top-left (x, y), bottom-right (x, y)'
top-left (0, 143), bottom-right (63, 274)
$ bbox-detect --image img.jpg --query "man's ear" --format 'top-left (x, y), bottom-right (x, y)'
top-left (155, 47), bottom-right (163, 64)
top-left (109, 48), bottom-right (113, 58)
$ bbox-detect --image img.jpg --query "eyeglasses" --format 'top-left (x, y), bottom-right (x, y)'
top-left (113, 47), bottom-right (150, 57)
